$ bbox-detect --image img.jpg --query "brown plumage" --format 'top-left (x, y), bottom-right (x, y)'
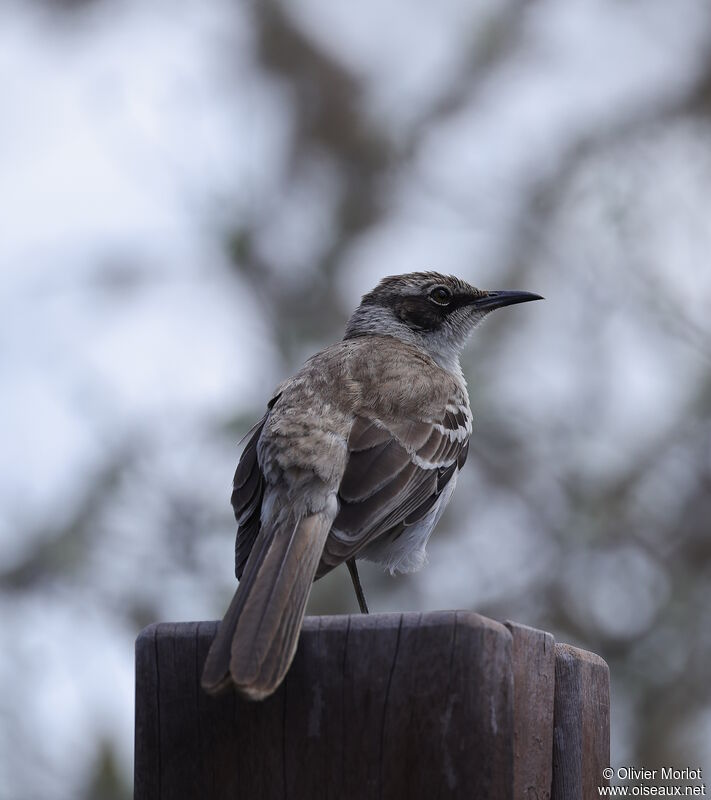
top-left (201, 272), bottom-right (541, 699)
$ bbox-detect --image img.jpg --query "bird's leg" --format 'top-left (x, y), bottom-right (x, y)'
top-left (346, 558), bottom-right (369, 614)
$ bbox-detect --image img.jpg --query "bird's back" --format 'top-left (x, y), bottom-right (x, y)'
top-left (234, 335), bottom-right (470, 578)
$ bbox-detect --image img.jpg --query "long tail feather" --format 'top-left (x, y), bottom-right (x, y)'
top-left (201, 510), bottom-right (332, 699)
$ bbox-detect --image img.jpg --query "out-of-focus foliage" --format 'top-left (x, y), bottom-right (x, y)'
top-left (1, 0), bottom-right (710, 796)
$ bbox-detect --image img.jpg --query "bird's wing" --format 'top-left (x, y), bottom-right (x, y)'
top-left (320, 400), bottom-right (471, 570)
top-left (232, 394), bottom-right (282, 579)
top-left (232, 415), bottom-right (267, 579)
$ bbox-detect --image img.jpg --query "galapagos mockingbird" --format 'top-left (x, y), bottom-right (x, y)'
top-left (201, 272), bottom-right (541, 699)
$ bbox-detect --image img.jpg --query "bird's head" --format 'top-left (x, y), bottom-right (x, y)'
top-left (344, 271), bottom-right (542, 374)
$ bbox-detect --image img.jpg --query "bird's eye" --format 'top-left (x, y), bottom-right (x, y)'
top-left (429, 286), bottom-right (452, 306)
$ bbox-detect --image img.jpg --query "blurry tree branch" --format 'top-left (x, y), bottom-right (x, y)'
top-left (227, 0), bottom-right (539, 369)
top-left (502, 45), bottom-right (711, 357)
top-left (0, 448), bottom-right (135, 592)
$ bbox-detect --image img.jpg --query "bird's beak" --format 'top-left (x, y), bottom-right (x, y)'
top-left (471, 290), bottom-right (544, 311)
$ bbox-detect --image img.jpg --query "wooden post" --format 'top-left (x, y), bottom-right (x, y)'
top-left (506, 621), bottom-right (556, 799)
top-left (551, 644), bottom-right (611, 800)
top-left (135, 613), bottom-right (609, 799)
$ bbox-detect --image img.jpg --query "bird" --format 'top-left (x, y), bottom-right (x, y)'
top-left (201, 272), bottom-right (542, 700)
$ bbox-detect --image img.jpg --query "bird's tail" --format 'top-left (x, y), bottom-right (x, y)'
top-left (201, 510), bottom-right (333, 700)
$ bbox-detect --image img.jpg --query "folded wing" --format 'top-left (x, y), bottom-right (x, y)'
top-left (319, 400), bottom-right (471, 573)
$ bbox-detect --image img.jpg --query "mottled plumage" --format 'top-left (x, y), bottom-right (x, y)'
top-left (201, 272), bottom-right (541, 699)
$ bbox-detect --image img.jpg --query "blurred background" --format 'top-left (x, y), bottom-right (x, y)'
top-left (2, 0), bottom-right (711, 796)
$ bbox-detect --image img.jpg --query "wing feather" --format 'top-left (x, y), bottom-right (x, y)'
top-left (347, 417), bottom-right (392, 451)
top-left (230, 392), bottom-right (472, 581)
top-left (319, 398), bottom-right (471, 571)
top-left (339, 438), bottom-right (412, 502)
top-left (232, 414), bottom-right (268, 580)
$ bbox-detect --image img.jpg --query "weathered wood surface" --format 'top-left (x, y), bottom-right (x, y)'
top-left (135, 613), bottom-right (609, 800)
top-left (551, 643), bottom-right (611, 800)
top-left (506, 621), bottom-right (556, 800)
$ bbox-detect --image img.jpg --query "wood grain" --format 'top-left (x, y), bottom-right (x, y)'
top-left (135, 615), bottom-right (610, 799)
top-left (506, 621), bottom-right (556, 800)
top-left (551, 643), bottom-right (610, 800)
top-left (135, 612), bottom-right (514, 800)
